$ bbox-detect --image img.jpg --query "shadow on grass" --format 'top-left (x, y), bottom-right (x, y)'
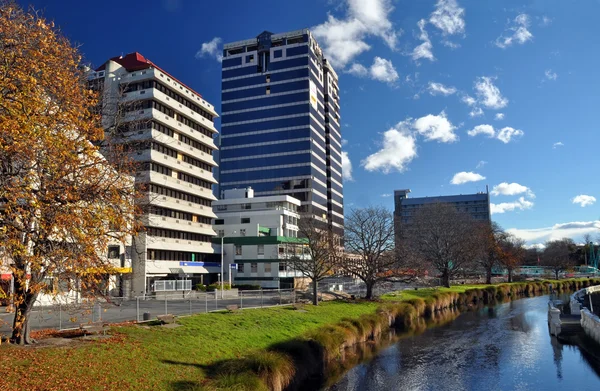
top-left (162, 338), bottom-right (326, 391)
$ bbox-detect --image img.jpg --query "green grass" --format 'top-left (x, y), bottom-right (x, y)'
top-left (0, 301), bottom-right (378, 391)
top-left (1, 278), bottom-right (599, 391)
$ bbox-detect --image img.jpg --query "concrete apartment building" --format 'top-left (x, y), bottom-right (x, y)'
top-left (394, 188), bottom-right (491, 245)
top-left (219, 29), bottom-right (344, 237)
top-left (89, 52), bottom-right (219, 296)
top-left (212, 188), bottom-right (308, 289)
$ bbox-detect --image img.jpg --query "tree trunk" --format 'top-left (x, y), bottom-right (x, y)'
top-left (11, 297), bottom-right (34, 345)
top-left (554, 270), bottom-right (559, 280)
top-left (365, 282), bottom-right (374, 300)
top-left (441, 270), bottom-right (450, 288)
top-left (507, 269), bottom-right (513, 283)
top-left (312, 280), bottom-right (318, 306)
top-left (485, 268), bottom-right (492, 284)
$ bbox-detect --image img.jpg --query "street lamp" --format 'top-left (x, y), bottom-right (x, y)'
top-left (220, 230), bottom-right (236, 299)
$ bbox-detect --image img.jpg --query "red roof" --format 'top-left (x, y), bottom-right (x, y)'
top-left (96, 52), bottom-right (203, 99)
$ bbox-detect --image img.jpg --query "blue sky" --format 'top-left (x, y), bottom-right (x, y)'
top-left (20, 0), bottom-right (600, 246)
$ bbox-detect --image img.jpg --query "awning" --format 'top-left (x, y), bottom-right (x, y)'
top-left (169, 268), bottom-right (185, 274)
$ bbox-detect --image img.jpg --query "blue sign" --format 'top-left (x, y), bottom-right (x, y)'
top-left (179, 261), bottom-right (220, 268)
top-left (230, 264), bottom-right (237, 270)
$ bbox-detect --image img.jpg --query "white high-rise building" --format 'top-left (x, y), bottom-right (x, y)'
top-left (89, 52), bottom-right (220, 296)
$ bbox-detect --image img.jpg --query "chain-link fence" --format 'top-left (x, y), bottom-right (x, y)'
top-left (0, 282), bottom-right (413, 335)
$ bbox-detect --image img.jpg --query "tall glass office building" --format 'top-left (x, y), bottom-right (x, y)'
top-left (220, 29), bottom-right (344, 236)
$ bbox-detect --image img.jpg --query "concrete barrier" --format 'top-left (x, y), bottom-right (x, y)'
top-left (581, 308), bottom-right (600, 344)
top-left (571, 284), bottom-right (600, 343)
top-left (548, 301), bottom-right (562, 336)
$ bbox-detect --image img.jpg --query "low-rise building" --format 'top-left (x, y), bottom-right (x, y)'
top-left (212, 188), bottom-right (308, 289)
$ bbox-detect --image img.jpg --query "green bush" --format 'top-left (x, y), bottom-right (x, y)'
top-left (206, 283), bottom-right (232, 292)
top-left (195, 284), bottom-right (207, 292)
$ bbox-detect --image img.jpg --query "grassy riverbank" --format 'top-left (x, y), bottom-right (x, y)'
top-left (1, 278), bottom-right (598, 391)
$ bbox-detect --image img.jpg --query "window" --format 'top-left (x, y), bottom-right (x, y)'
top-left (242, 203), bottom-right (251, 210)
top-left (266, 75), bottom-right (271, 83)
top-left (238, 263), bottom-right (244, 273)
top-left (251, 263), bottom-right (258, 273)
top-left (107, 246), bottom-right (120, 259)
top-left (279, 262), bottom-right (286, 271)
top-left (214, 219), bottom-right (224, 225)
top-left (264, 263), bottom-right (271, 273)
top-left (235, 245), bottom-right (242, 255)
top-left (273, 50), bottom-right (282, 58)
top-left (246, 55), bottom-right (254, 63)
top-left (241, 218), bottom-right (250, 224)
top-left (257, 245), bottom-right (264, 255)
top-left (217, 205), bottom-right (227, 211)
top-left (217, 230), bottom-right (224, 237)
top-left (240, 229), bottom-right (246, 236)
top-left (266, 86), bottom-right (271, 95)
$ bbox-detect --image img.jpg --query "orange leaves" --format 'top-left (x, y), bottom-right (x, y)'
top-left (1, 2), bottom-right (141, 344)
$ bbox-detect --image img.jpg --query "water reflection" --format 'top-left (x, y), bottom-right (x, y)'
top-left (326, 295), bottom-right (600, 391)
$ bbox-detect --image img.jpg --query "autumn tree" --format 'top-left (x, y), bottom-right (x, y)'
top-left (0, 2), bottom-right (139, 344)
top-left (543, 238), bottom-right (576, 280)
top-left (498, 234), bottom-right (525, 282)
top-left (287, 217), bottom-right (339, 305)
top-left (476, 222), bottom-right (506, 284)
top-left (404, 203), bottom-right (480, 288)
top-left (340, 206), bottom-right (417, 299)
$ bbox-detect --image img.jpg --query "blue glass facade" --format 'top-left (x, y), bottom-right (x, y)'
top-left (220, 30), bottom-right (343, 235)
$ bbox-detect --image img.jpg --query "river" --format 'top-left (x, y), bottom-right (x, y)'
top-left (326, 295), bottom-right (600, 391)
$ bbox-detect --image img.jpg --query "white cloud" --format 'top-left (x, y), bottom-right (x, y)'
top-left (347, 0), bottom-right (399, 48)
top-left (467, 124), bottom-right (524, 143)
top-left (491, 182), bottom-right (535, 198)
top-left (369, 57), bottom-right (399, 83)
top-left (495, 14), bottom-right (533, 49)
top-left (496, 126), bottom-right (524, 143)
top-left (427, 82), bottom-right (457, 96)
top-left (476, 160), bottom-right (487, 169)
top-left (412, 19), bottom-right (435, 62)
top-left (413, 111), bottom-right (458, 143)
top-left (347, 63), bottom-right (368, 77)
top-left (312, 0), bottom-right (399, 69)
top-left (347, 57), bottom-right (399, 84)
top-left (508, 220), bottom-right (600, 247)
top-left (572, 195), bottom-right (596, 207)
top-left (341, 151), bottom-right (353, 181)
top-left (491, 197), bottom-right (534, 214)
top-left (495, 113), bottom-right (505, 121)
top-left (381, 193), bottom-right (392, 197)
top-left (545, 69), bottom-right (558, 81)
top-left (461, 94), bottom-right (476, 106)
top-left (442, 39), bottom-right (461, 49)
top-left (467, 124), bottom-right (495, 138)
top-left (195, 37), bottom-right (223, 62)
top-left (469, 107), bottom-right (484, 118)
top-left (451, 171), bottom-right (486, 185)
top-left (362, 122), bottom-right (418, 173)
top-left (474, 76), bottom-right (508, 109)
top-left (341, 139), bottom-right (349, 146)
top-left (429, 0), bottom-right (466, 36)
top-left (553, 141), bottom-right (564, 149)
top-left (541, 16), bottom-right (553, 26)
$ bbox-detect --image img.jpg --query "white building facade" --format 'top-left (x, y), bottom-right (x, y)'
top-left (89, 53), bottom-right (220, 296)
top-left (213, 188), bottom-right (308, 289)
